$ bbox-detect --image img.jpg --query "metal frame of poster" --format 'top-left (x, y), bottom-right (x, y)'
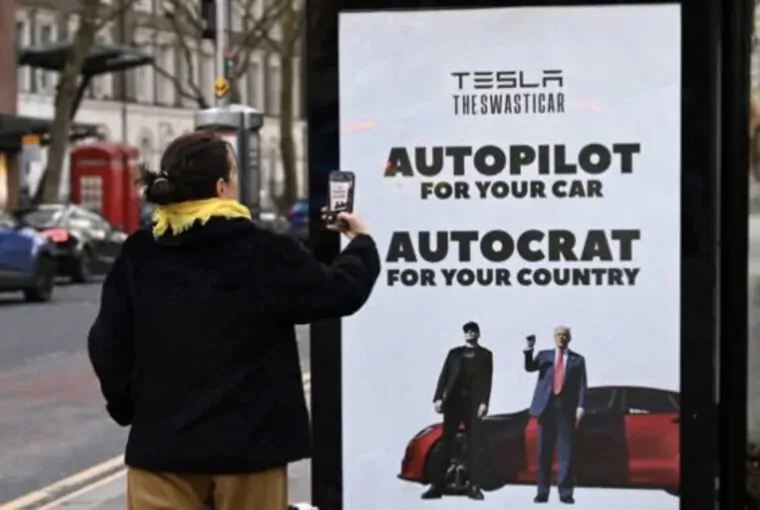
top-left (306, 1), bottom-right (749, 509)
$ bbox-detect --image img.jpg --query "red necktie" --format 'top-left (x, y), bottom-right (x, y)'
top-left (553, 351), bottom-right (564, 394)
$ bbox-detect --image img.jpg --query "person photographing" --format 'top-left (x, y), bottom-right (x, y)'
top-left (87, 131), bottom-right (380, 510)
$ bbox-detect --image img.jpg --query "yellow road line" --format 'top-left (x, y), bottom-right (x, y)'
top-left (0, 456), bottom-right (124, 510)
top-left (35, 470), bottom-right (126, 510)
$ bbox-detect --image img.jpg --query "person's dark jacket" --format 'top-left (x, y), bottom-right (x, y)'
top-left (433, 345), bottom-right (493, 409)
top-left (87, 217), bottom-right (380, 474)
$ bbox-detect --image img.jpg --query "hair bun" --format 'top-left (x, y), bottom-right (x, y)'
top-left (146, 176), bottom-right (177, 205)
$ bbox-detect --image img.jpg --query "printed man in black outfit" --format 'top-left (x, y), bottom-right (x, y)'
top-left (422, 321), bottom-right (493, 500)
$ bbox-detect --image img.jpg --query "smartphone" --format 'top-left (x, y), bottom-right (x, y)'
top-left (327, 170), bottom-right (355, 225)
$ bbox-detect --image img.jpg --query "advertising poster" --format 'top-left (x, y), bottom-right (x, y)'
top-left (338, 5), bottom-right (681, 510)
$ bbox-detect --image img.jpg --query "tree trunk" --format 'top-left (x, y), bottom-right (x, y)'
top-left (36, 0), bottom-right (100, 203)
top-left (278, 1), bottom-right (299, 209)
top-left (4, 155), bottom-right (19, 209)
top-left (279, 49), bottom-right (297, 208)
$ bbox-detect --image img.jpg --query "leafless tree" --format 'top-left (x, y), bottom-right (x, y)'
top-left (37, 0), bottom-right (141, 203)
top-left (152, 0), bottom-right (286, 108)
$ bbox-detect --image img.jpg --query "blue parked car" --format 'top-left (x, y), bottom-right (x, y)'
top-left (287, 198), bottom-right (309, 241)
top-left (0, 210), bottom-right (57, 302)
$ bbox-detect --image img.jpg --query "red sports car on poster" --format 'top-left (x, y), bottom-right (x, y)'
top-left (398, 386), bottom-right (680, 496)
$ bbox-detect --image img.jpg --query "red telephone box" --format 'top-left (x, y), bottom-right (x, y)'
top-left (70, 142), bottom-right (142, 234)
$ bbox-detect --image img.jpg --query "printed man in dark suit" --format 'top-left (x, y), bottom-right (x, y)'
top-left (422, 321), bottom-right (493, 500)
top-left (524, 326), bottom-right (587, 505)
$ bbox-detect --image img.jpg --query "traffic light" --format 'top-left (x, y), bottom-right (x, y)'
top-left (201, 0), bottom-right (216, 40)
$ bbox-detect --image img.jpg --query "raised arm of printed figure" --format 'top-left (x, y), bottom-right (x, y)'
top-left (524, 335), bottom-right (539, 372)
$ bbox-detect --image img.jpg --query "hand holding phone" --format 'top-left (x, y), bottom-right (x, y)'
top-left (321, 208), bottom-right (367, 240)
top-left (324, 170), bottom-right (367, 239)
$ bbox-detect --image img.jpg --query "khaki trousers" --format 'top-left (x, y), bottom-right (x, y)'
top-left (126, 466), bottom-right (287, 510)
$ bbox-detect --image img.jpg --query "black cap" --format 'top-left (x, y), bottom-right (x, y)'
top-left (463, 321), bottom-right (480, 335)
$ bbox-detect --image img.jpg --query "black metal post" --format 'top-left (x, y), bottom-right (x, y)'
top-left (718, 0), bottom-right (752, 507)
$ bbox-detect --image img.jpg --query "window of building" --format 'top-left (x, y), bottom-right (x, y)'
top-left (267, 145), bottom-right (281, 196)
top-left (200, 52), bottom-right (214, 106)
top-left (174, 48), bottom-right (199, 107)
top-left (138, 130), bottom-right (154, 168)
top-left (16, 20), bottom-right (29, 92)
top-left (292, 58), bottom-right (301, 119)
top-left (247, 61), bottom-right (261, 110)
top-left (37, 24), bottom-right (54, 93)
top-left (40, 24), bottom-right (52, 44)
top-left (156, 46), bottom-right (175, 105)
top-left (135, 47), bottom-right (155, 103)
top-left (267, 61), bottom-right (280, 115)
top-left (68, 14), bottom-right (80, 43)
top-left (89, 35), bottom-right (114, 100)
top-left (135, 0), bottom-right (153, 12)
top-left (189, 50), bottom-right (200, 106)
top-left (57, 14), bottom-right (69, 41)
top-left (301, 124), bottom-right (308, 166)
top-left (237, 72), bottom-right (248, 105)
top-left (230, 1), bottom-right (244, 33)
top-left (177, 51), bottom-right (188, 102)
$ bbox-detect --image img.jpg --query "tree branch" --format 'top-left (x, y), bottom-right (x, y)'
top-left (163, 2), bottom-right (207, 107)
top-left (162, 0), bottom-right (205, 34)
top-left (241, 0), bottom-right (303, 60)
top-left (94, 0), bottom-right (142, 32)
top-left (150, 52), bottom-right (208, 108)
top-left (280, 0), bottom-right (304, 49)
top-left (232, 0), bottom-right (286, 78)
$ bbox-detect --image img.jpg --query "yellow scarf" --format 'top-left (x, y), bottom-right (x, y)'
top-left (152, 198), bottom-right (252, 237)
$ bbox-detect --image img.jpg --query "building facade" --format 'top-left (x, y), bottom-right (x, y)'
top-left (14, 0), bottom-right (307, 204)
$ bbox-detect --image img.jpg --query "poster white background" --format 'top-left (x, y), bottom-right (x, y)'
top-left (339, 5), bottom-right (680, 510)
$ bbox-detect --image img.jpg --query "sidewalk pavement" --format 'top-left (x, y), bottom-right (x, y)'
top-left (50, 460), bottom-right (311, 510)
top-left (750, 215), bottom-right (760, 276)
top-left (748, 215), bottom-right (760, 443)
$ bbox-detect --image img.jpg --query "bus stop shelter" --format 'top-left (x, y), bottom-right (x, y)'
top-left (17, 43), bottom-right (153, 119)
top-left (0, 114), bottom-right (101, 152)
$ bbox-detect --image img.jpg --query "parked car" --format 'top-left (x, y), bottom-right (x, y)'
top-left (399, 385), bottom-right (680, 497)
top-left (0, 211), bottom-right (57, 302)
top-left (12, 204), bottom-right (127, 283)
top-left (287, 198), bottom-right (309, 241)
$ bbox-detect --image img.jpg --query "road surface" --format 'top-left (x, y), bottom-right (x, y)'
top-left (0, 280), bottom-right (311, 507)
